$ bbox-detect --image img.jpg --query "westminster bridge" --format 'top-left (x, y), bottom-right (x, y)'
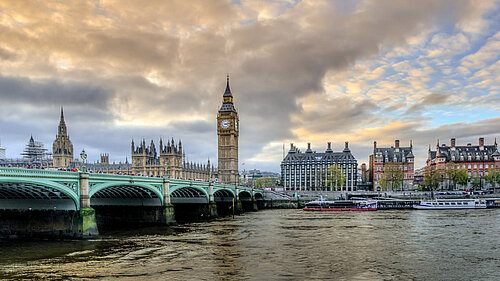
top-left (0, 167), bottom-right (265, 238)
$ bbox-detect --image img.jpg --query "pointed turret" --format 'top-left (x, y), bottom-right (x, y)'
top-left (219, 74), bottom-right (235, 112)
top-left (53, 108), bottom-right (73, 168)
top-left (224, 74), bottom-right (232, 97)
top-left (57, 107), bottom-right (68, 137)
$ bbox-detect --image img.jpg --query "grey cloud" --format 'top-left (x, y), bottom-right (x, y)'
top-left (0, 74), bottom-right (113, 109)
top-left (298, 97), bottom-right (380, 134)
top-left (404, 93), bottom-right (450, 114)
top-left (0, 0), bottom-right (488, 172)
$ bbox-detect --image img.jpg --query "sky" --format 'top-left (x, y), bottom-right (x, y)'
top-left (0, 0), bottom-right (499, 172)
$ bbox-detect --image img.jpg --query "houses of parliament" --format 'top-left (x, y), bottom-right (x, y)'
top-left (1, 77), bottom-right (240, 184)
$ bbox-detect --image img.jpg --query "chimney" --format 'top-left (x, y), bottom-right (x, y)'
top-left (479, 137), bottom-right (484, 147)
top-left (290, 143), bottom-right (293, 150)
top-left (328, 142), bottom-right (331, 150)
top-left (373, 141), bottom-right (377, 151)
top-left (451, 138), bottom-right (456, 148)
top-left (395, 140), bottom-right (400, 149)
top-left (307, 143), bottom-right (311, 150)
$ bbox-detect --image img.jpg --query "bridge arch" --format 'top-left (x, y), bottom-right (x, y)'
top-left (170, 186), bottom-right (209, 204)
top-left (238, 190), bottom-right (252, 201)
top-left (214, 188), bottom-right (235, 202)
top-left (0, 178), bottom-right (79, 210)
top-left (89, 182), bottom-right (164, 206)
top-left (254, 192), bottom-right (264, 200)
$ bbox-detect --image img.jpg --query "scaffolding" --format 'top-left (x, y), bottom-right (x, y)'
top-left (19, 136), bottom-right (52, 168)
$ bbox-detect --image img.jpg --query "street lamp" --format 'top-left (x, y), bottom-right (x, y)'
top-left (80, 149), bottom-right (87, 172)
top-left (164, 163), bottom-right (169, 178)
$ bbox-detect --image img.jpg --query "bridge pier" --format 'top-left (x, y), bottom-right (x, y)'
top-left (251, 191), bottom-right (259, 211)
top-left (78, 172), bottom-right (98, 238)
top-left (234, 187), bottom-right (243, 214)
top-left (206, 183), bottom-right (218, 218)
top-left (162, 178), bottom-right (177, 225)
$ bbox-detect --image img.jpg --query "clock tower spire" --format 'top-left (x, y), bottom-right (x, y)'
top-left (217, 75), bottom-right (239, 185)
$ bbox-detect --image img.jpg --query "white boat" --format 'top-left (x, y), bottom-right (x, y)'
top-left (413, 199), bottom-right (486, 210)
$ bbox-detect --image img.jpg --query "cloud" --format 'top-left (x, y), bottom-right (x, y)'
top-left (0, 0), bottom-right (498, 173)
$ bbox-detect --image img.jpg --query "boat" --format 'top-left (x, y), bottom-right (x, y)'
top-left (413, 199), bottom-right (487, 210)
top-left (303, 200), bottom-right (377, 211)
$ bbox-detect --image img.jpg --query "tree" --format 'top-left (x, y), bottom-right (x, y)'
top-left (485, 169), bottom-right (500, 194)
top-left (424, 166), bottom-right (442, 190)
top-left (454, 169), bottom-right (468, 190)
top-left (445, 163), bottom-right (468, 190)
top-left (253, 177), bottom-right (276, 189)
top-left (327, 164), bottom-right (346, 191)
top-left (378, 162), bottom-right (404, 191)
top-left (471, 176), bottom-right (482, 190)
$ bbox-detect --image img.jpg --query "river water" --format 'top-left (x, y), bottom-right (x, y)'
top-left (0, 209), bottom-right (499, 280)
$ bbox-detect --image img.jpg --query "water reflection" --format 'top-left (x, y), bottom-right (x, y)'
top-left (0, 209), bottom-right (499, 280)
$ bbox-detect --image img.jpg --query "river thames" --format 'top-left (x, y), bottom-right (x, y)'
top-left (0, 209), bottom-right (499, 280)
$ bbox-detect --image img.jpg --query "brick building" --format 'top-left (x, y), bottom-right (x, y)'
top-left (370, 140), bottom-right (414, 191)
top-left (427, 138), bottom-right (500, 178)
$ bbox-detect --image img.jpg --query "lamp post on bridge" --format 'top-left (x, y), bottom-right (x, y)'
top-left (80, 149), bottom-right (87, 173)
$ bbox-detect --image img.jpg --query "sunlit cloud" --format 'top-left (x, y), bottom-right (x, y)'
top-left (0, 0), bottom-right (499, 172)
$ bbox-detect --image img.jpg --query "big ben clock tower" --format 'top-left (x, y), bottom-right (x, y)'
top-left (217, 75), bottom-right (239, 185)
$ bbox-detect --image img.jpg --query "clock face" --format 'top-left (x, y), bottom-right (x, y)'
top-left (221, 119), bottom-right (230, 129)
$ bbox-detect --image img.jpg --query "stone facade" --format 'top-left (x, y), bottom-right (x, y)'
top-left (129, 138), bottom-right (215, 179)
top-left (217, 75), bottom-right (239, 185)
top-left (52, 108), bottom-right (74, 169)
top-left (281, 142), bottom-right (358, 191)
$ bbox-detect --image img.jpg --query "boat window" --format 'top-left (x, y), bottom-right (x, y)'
top-left (439, 203), bottom-right (443, 205)
top-left (451, 203), bottom-right (455, 205)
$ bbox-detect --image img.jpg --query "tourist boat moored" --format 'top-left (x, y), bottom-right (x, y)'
top-left (413, 199), bottom-right (486, 210)
top-left (303, 200), bottom-right (377, 211)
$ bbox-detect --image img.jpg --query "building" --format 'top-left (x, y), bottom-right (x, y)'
top-left (427, 138), bottom-right (500, 178)
top-left (371, 140), bottom-right (414, 191)
top-left (0, 136), bottom-right (52, 168)
top-left (217, 75), bottom-right (239, 185)
top-left (280, 142), bottom-right (358, 191)
top-left (129, 138), bottom-right (215, 179)
top-left (241, 169), bottom-right (280, 183)
top-left (52, 107), bottom-right (74, 169)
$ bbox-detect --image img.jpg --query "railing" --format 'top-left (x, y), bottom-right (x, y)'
top-left (0, 167), bottom-right (79, 179)
top-left (0, 167), bottom-right (264, 195)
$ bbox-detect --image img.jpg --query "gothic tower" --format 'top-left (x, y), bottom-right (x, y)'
top-left (217, 75), bottom-right (239, 185)
top-left (53, 107), bottom-right (74, 168)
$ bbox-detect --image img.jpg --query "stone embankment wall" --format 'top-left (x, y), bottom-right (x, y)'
top-left (0, 208), bottom-right (98, 239)
top-left (261, 199), bottom-right (308, 209)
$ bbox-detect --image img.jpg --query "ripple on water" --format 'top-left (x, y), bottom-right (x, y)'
top-left (0, 209), bottom-right (499, 280)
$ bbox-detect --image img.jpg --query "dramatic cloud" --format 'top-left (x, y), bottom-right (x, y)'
top-left (0, 0), bottom-right (499, 171)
